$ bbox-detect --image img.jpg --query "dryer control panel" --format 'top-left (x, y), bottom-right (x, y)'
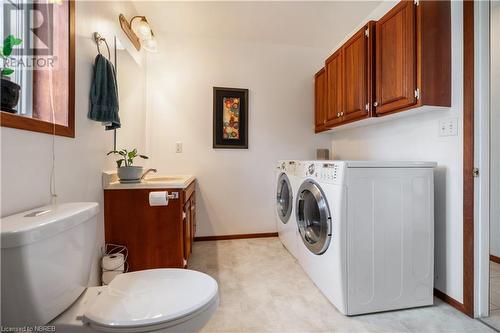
top-left (276, 160), bottom-right (297, 173)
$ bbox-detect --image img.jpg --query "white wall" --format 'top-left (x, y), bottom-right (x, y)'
top-left (144, 35), bottom-right (330, 237)
top-left (328, 2), bottom-right (464, 302)
top-left (491, 2), bottom-right (500, 259)
top-left (0, 1), bottom-right (144, 285)
top-left (138, 2), bottom-right (381, 237)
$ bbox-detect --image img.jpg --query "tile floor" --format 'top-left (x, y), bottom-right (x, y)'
top-left (481, 261), bottom-right (500, 330)
top-left (188, 237), bottom-right (494, 332)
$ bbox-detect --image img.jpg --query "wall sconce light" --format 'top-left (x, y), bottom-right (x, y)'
top-left (119, 14), bottom-right (158, 52)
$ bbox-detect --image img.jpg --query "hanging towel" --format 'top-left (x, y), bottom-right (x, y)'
top-left (89, 54), bottom-right (120, 130)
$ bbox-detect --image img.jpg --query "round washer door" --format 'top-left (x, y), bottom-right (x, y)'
top-left (276, 173), bottom-right (293, 224)
top-left (295, 180), bottom-right (331, 255)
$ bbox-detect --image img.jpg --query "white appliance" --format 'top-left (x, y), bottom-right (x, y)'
top-left (1, 203), bottom-right (219, 332)
top-left (294, 160), bottom-right (436, 315)
top-left (275, 160), bottom-right (299, 258)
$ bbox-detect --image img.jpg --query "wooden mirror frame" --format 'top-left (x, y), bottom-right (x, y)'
top-left (0, 0), bottom-right (75, 138)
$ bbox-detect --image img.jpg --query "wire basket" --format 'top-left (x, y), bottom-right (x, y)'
top-left (101, 243), bottom-right (128, 285)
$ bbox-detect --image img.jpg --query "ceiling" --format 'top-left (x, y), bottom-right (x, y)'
top-left (132, 1), bottom-right (382, 50)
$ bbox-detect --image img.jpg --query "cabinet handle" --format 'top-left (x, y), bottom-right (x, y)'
top-left (373, 102), bottom-right (378, 107)
top-left (340, 112), bottom-right (344, 116)
top-left (337, 112), bottom-right (340, 117)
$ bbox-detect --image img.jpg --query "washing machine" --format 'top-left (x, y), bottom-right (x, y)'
top-left (294, 160), bottom-right (436, 315)
top-left (275, 160), bottom-right (299, 258)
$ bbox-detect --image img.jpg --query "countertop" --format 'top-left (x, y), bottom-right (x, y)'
top-left (103, 171), bottom-right (195, 190)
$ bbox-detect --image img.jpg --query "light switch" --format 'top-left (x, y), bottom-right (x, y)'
top-left (175, 141), bottom-right (182, 153)
top-left (439, 118), bottom-right (458, 137)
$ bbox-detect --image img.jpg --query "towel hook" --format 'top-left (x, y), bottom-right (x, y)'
top-left (93, 32), bottom-right (111, 60)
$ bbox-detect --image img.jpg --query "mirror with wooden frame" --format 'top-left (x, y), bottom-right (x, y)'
top-left (0, 0), bottom-right (75, 138)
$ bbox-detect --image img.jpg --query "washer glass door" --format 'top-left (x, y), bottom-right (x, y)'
top-left (296, 180), bottom-right (331, 254)
top-left (276, 173), bottom-right (293, 224)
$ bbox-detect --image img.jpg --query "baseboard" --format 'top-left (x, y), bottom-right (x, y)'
top-left (490, 255), bottom-right (500, 264)
top-left (433, 288), bottom-right (466, 314)
top-left (194, 232), bottom-right (278, 242)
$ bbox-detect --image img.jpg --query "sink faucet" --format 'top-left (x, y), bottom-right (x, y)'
top-left (141, 168), bottom-right (157, 180)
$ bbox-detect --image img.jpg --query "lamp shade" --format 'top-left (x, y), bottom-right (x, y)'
top-left (134, 18), bottom-right (152, 40)
top-left (143, 37), bottom-right (158, 52)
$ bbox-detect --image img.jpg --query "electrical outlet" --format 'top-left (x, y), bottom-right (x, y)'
top-left (175, 141), bottom-right (182, 153)
top-left (439, 118), bottom-right (458, 137)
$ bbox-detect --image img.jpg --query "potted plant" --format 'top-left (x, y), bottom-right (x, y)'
top-left (107, 148), bottom-right (149, 182)
top-left (1, 35), bottom-right (22, 113)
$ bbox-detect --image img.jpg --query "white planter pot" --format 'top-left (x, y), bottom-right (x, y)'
top-left (117, 166), bottom-right (143, 181)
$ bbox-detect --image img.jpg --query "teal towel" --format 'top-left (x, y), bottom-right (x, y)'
top-left (89, 54), bottom-right (120, 130)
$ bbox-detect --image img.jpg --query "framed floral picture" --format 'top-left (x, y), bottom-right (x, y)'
top-left (213, 87), bottom-right (248, 149)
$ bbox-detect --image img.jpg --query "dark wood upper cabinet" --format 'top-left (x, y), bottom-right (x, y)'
top-left (314, 68), bottom-right (327, 133)
top-left (325, 50), bottom-right (343, 127)
top-left (313, 0), bottom-right (451, 132)
top-left (375, 0), bottom-right (416, 114)
top-left (374, 0), bottom-right (451, 116)
top-left (343, 22), bottom-right (375, 122)
top-left (321, 23), bottom-right (374, 129)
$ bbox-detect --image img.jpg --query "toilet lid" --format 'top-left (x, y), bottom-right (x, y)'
top-left (83, 269), bottom-right (218, 329)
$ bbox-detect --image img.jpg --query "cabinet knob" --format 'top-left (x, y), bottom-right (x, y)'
top-left (337, 113), bottom-right (340, 117)
top-left (373, 102), bottom-right (379, 107)
top-left (341, 112), bottom-right (344, 116)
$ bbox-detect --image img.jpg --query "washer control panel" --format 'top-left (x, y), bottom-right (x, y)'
top-left (318, 162), bottom-right (343, 184)
top-left (295, 161), bottom-right (344, 184)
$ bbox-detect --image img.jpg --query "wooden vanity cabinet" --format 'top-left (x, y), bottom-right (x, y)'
top-left (104, 179), bottom-right (196, 271)
top-left (374, 0), bottom-right (451, 116)
top-left (183, 181), bottom-right (196, 261)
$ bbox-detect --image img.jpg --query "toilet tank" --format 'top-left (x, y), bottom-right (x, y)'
top-left (1, 202), bottom-right (99, 326)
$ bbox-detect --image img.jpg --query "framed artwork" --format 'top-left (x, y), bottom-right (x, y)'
top-left (213, 87), bottom-right (248, 149)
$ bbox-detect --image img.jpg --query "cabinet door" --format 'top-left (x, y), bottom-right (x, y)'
top-left (325, 50), bottom-right (343, 126)
top-left (314, 68), bottom-right (327, 132)
top-left (343, 25), bottom-right (370, 121)
top-left (190, 195), bottom-right (196, 252)
top-left (104, 189), bottom-right (184, 271)
top-left (375, 0), bottom-right (416, 115)
top-left (183, 200), bottom-right (192, 263)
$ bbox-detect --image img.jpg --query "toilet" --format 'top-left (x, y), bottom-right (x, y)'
top-left (1, 202), bottom-right (219, 332)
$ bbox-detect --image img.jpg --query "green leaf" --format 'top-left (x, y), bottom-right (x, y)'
top-left (3, 35), bottom-right (17, 57)
top-left (127, 151), bottom-right (137, 159)
top-left (3, 44), bottom-right (12, 57)
top-left (13, 38), bottom-right (22, 46)
top-left (116, 159), bottom-right (123, 168)
top-left (128, 158), bottom-right (133, 165)
top-left (139, 155), bottom-right (149, 159)
top-left (118, 151), bottom-right (126, 157)
top-left (107, 150), bottom-right (119, 155)
top-left (2, 68), bottom-right (14, 76)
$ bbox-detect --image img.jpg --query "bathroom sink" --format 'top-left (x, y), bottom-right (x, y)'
top-left (102, 172), bottom-right (195, 189)
top-left (144, 176), bottom-right (186, 183)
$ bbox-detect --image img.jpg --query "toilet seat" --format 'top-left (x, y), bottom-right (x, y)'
top-left (83, 269), bottom-right (218, 332)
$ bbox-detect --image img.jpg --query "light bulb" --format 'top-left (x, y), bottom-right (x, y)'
top-left (135, 19), bottom-right (151, 40)
top-left (143, 37), bottom-right (158, 52)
